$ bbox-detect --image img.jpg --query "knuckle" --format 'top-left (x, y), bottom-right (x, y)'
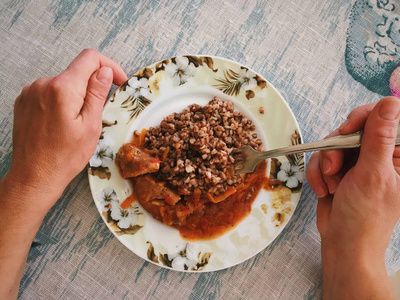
top-left (36, 77), bottom-right (65, 109)
top-left (380, 96), bottom-right (399, 103)
top-left (347, 103), bottom-right (377, 123)
top-left (320, 149), bottom-right (335, 158)
top-left (370, 124), bottom-right (398, 144)
top-left (45, 77), bottom-right (67, 104)
top-left (21, 84), bottom-right (31, 94)
top-left (365, 166), bottom-right (392, 186)
top-left (30, 77), bottom-right (49, 93)
top-left (348, 105), bottom-right (370, 120)
top-left (15, 84), bottom-right (30, 105)
top-left (81, 48), bottom-right (98, 57)
top-left (86, 88), bottom-right (106, 102)
top-left (46, 77), bottom-right (63, 94)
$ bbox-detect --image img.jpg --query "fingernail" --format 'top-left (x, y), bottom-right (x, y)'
top-left (339, 118), bottom-right (349, 130)
top-left (322, 158), bottom-right (331, 175)
top-left (314, 185), bottom-right (327, 198)
top-left (327, 178), bottom-right (338, 194)
top-left (328, 183), bottom-right (337, 194)
top-left (97, 67), bottom-right (113, 84)
top-left (379, 98), bottom-right (400, 120)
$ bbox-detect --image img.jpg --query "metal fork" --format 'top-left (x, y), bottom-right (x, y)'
top-left (233, 125), bottom-right (400, 174)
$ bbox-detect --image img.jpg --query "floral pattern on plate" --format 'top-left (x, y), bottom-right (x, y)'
top-left (88, 139), bottom-right (114, 180)
top-left (94, 187), bottom-right (143, 236)
top-left (214, 66), bottom-right (267, 99)
top-left (88, 55), bottom-right (304, 272)
top-left (274, 130), bottom-right (304, 192)
top-left (165, 56), bottom-right (197, 86)
top-left (147, 242), bottom-right (212, 271)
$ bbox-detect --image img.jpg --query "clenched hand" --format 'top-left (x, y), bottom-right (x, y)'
top-left (0, 49), bottom-right (127, 299)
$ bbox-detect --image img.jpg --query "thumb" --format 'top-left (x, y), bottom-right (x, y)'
top-left (81, 66), bottom-right (113, 122)
top-left (358, 97), bottom-right (400, 168)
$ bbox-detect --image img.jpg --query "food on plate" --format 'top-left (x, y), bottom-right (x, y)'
top-left (116, 144), bottom-right (160, 178)
top-left (115, 97), bottom-right (267, 240)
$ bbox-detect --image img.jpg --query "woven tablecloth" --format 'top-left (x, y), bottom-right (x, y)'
top-left (1, 0), bottom-right (399, 299)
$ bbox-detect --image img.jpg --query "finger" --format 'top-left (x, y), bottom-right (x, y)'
top-left (394, 145), bottom-right (400, 174)
top-left (81, 67), bottom-right (113, 125)
top-left (358, 97), bottom-right (400, 168)
top-left (338, 103), bottom-right (376, 135)
top-left (18, 84), bottom-right (31, 99)
top-left (59, 49), bottom-right (127, 88)
top-left (394, 157), bottom-right (400, 174)
top-left (323, 172), bottom-right (344, 194)
top-left (19, 77), bottom-right (52, 101)
top-left (29, 77), bottom-right (52, 94)
top-left (394, 146), bottom-right (400, 158)
top-left (316, 196), bottom-right (332, 237)
top-left (319, 130), bottom-right (345, 188)
top-left (320, 130), bottom-right (344, 176)
top-left (319, 149), bottom-right (344, 176)
top-left (15, 77), bottom-right (52, 110)
top-left (306, 153), bottom-right (329, 198)
top-left (319, 104), bottom-right (376, 176)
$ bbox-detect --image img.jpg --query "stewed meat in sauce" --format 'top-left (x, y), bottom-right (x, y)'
top-left (116, 97), bottom-right (267, 240)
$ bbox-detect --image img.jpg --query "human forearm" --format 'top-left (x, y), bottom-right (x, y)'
top-left (0, 172), bottom-right (57, 299)
top-left (306, 98), bottom-right (400, 299)
top-left (0, 49), bottom-right (127, 299)
top-left (321, 240), bottom-right (394, 300)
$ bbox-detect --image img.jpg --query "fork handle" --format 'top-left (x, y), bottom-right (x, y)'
top-left (260, 124), bottom-right (400, 159)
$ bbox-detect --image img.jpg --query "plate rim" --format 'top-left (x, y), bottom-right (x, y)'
top-left (88, 54), bottom-right (305, 272)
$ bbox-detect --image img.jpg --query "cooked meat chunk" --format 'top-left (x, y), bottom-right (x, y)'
top-left (116, 144), bottom-right (160, 178)
top-left (134, 175), bottom-right (180, 205)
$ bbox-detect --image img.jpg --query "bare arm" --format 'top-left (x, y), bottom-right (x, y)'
top-left (307, 97), bottom-right (400, 299)
top-left (0, 49), bottom-right (127, 299)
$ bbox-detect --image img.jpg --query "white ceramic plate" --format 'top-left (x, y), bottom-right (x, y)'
top-left (88, 56), bottom-right (304, 272)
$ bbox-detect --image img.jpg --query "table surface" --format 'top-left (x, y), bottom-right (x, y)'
top-left (1, 0), bottom-right (400, 299)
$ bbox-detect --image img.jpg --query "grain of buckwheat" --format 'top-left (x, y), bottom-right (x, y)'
top-left (142, 97), bottom-right (263, 196)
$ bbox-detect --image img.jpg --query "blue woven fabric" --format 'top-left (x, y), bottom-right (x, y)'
top-left (0, 0), bottom-right (399, 299)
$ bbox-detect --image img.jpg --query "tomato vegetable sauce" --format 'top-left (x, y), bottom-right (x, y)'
top-left (129, 161), bottom-right (267, 241)
top-left (177, 162), bottom-right (266, 240)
